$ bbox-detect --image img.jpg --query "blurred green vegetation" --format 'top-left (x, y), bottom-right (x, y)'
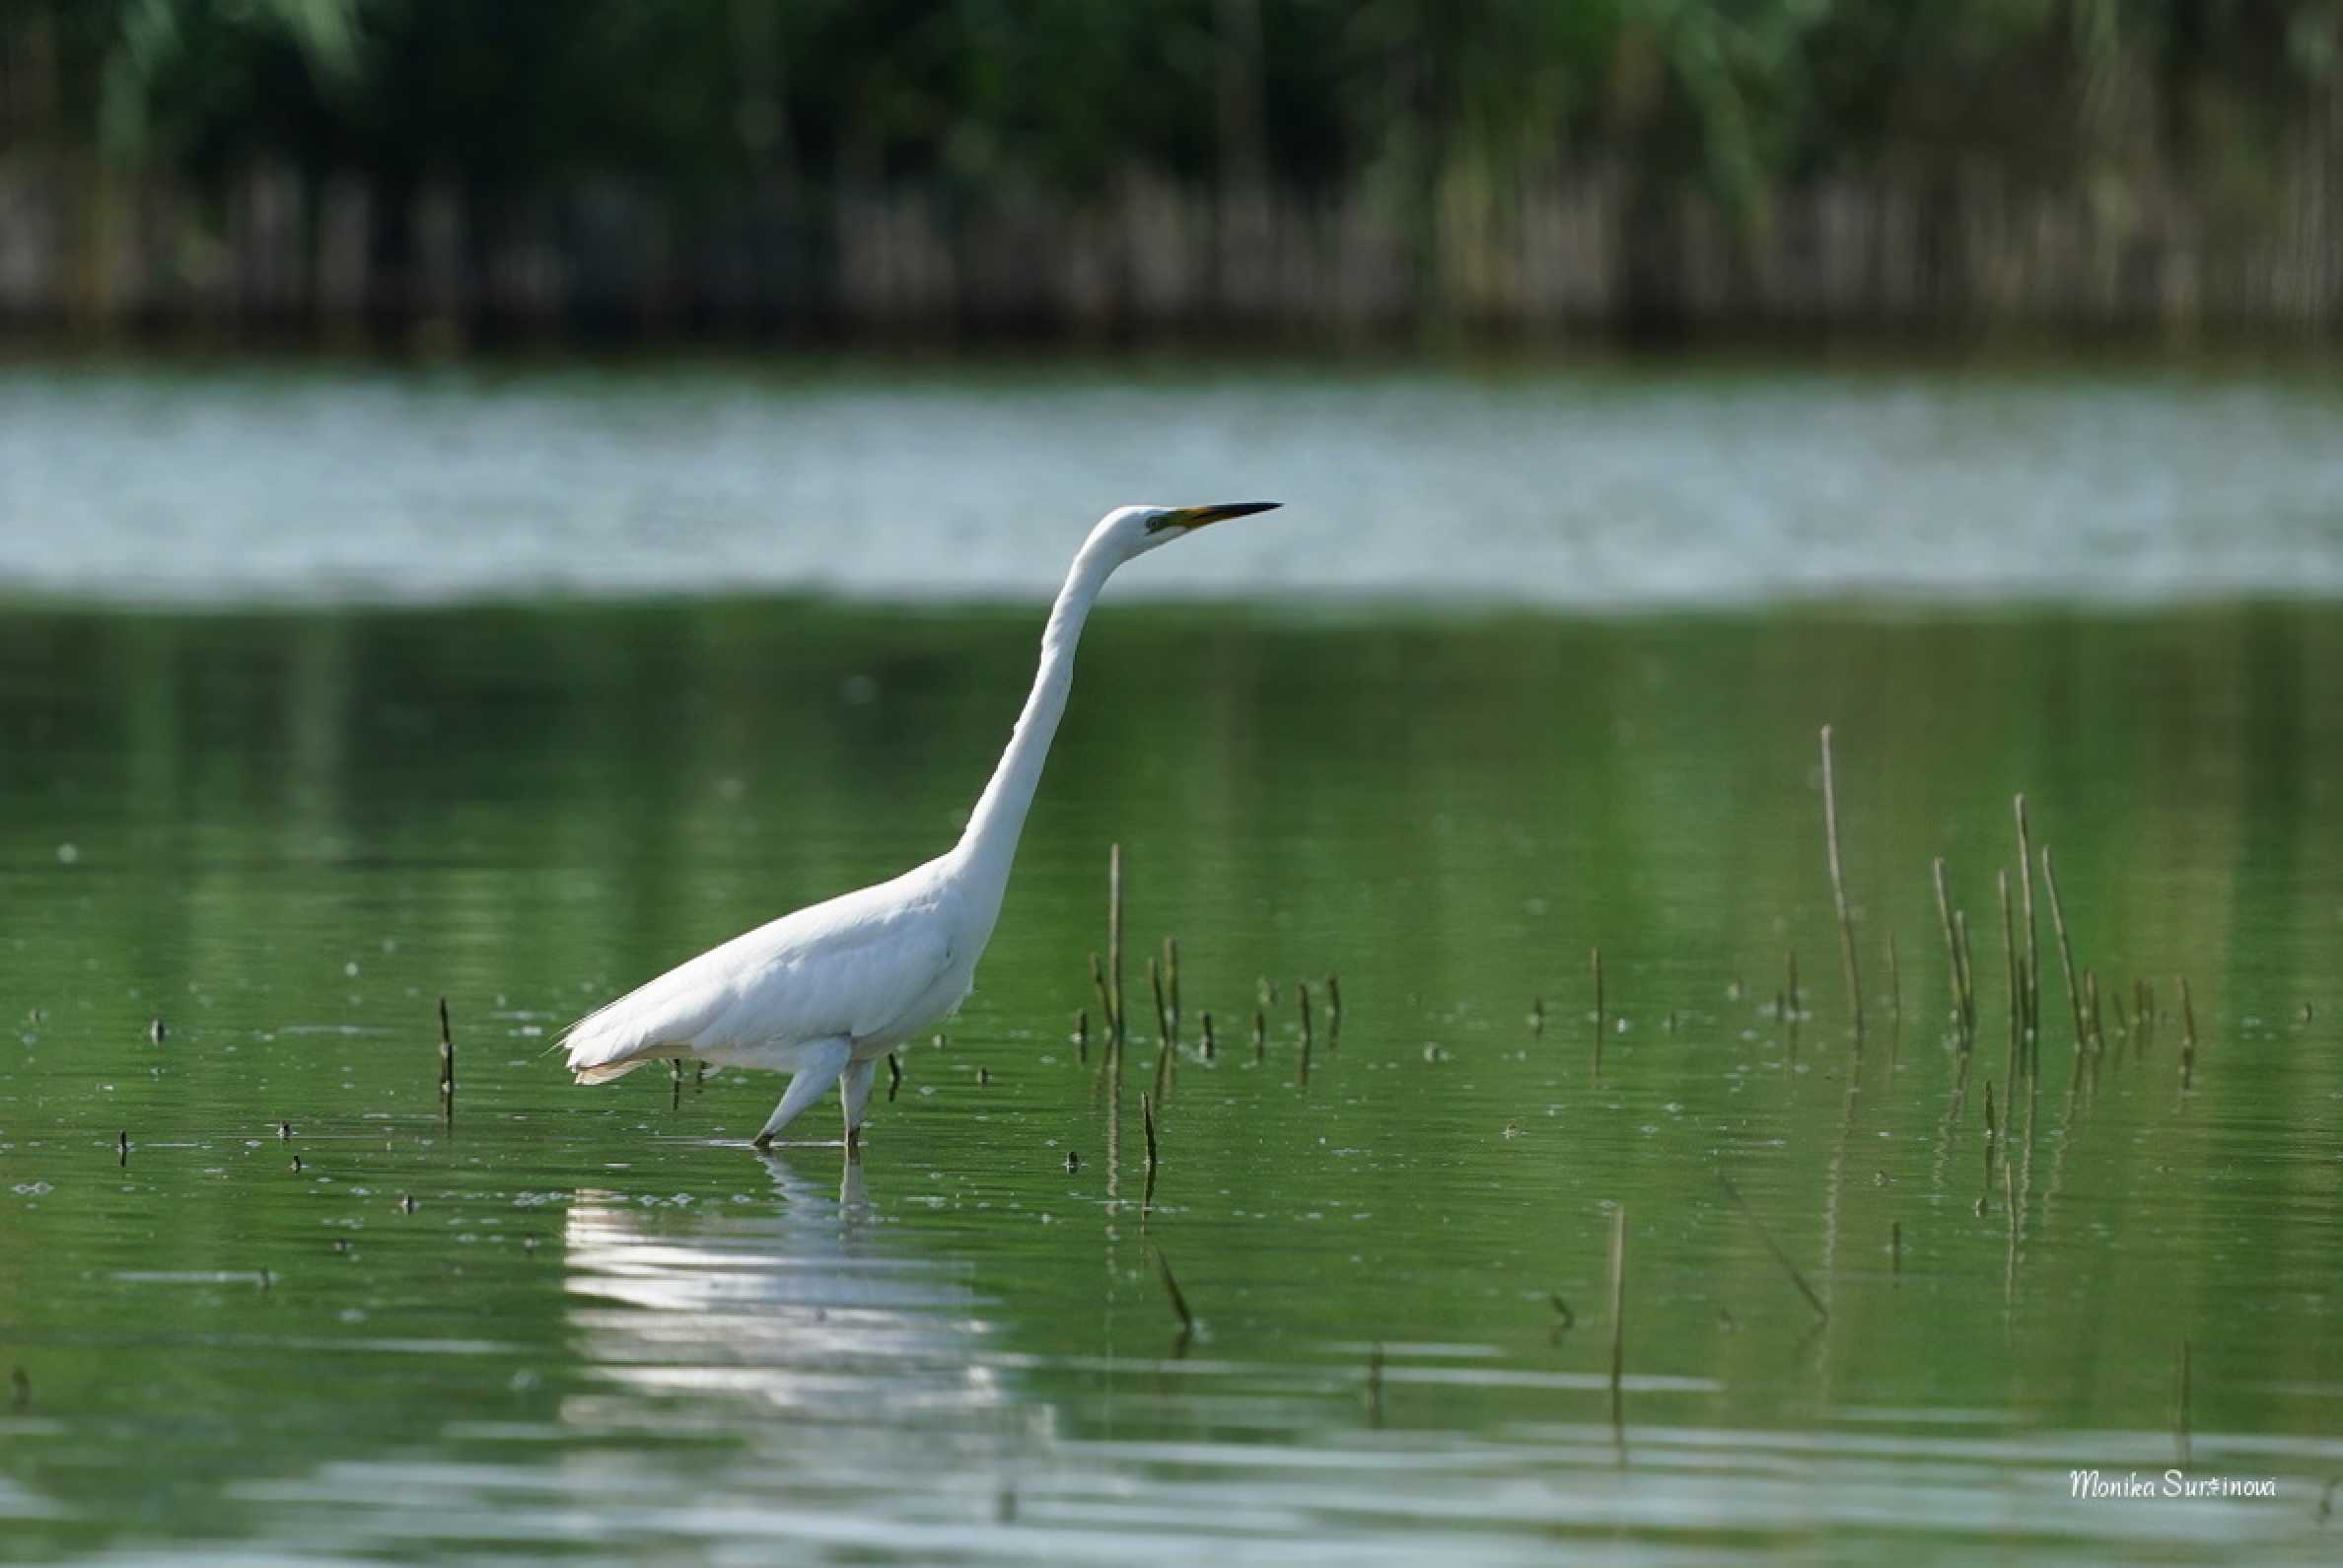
top-left (8, 1), bottom-right (2335, 206)
top-left (4, 2), bottom-right (2342, 338)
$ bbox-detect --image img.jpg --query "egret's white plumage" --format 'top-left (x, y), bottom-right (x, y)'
top-left (561, 501), bottom-right (1279, 1147)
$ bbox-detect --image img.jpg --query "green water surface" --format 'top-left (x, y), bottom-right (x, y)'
top-left (0, 601), bottom-right (2337, 1562)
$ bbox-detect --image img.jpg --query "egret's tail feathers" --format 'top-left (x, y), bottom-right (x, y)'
top-left (561, 1014), bottom-right (682, 1086)
top-left (563, 1027), bottom-right (678, 1085)
top-left (572, 1057), bottom-right (654, 1086)
top-left (561, 967), bottom-right (735, 1087)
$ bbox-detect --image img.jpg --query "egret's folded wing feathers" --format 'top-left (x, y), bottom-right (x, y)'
top-left (561, 874), bottom-right (958, 1083)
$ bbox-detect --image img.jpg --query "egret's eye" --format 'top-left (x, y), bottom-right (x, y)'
top-left (1143, 510), bottom-right (1184, 535)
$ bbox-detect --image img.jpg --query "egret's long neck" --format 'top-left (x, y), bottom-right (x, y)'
top-left (955, 538), bottom-right (1119, 911)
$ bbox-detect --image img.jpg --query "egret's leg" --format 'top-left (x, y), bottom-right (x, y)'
top-left (839, 1056), bottom-right (879, 1149)
top-left (751, 1038), bottom-right (853, 1149)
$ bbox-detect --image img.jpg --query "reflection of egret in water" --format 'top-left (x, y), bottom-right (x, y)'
top-left (562, 1152), bottom-right (1034, 1440)
top-left (562, 1139), bottom-right (1068, 1537)
top-left (547, 1148), bottom-right (1077, 1556)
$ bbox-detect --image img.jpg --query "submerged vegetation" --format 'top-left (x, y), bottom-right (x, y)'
top-left (4, 1), bottom-right (2342, 339)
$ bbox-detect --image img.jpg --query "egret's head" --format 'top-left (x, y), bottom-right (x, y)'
top-left (1095, 501), bottom-right (1281, 561)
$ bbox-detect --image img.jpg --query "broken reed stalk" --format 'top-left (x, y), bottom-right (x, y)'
top-left (886, 1052), bottom-right (903, 1101)
top-left (1607, 1205), bottom-right (1627, 1428)
top-left (117, 1129), bottom-right (128, 1167)
top-left (1149, 957), bottom-right (1171, 1048)
top-left (2039, 846), bottom-right (2087, 1061)
top-left (1530, 996), bottom-right (1545, 1036)
top-left (1252, 1008), bottom-right (1267, 1063)
top-left (1141, 1091), bottom-right (1159, 1171)
top-left (2014, 796), bottom-right (2040, 1036)
top-left (1818, 726), bottom-right (1865, 1041)
top-left (1592, 946), bottom-right (1605, 1033)
top-left (1299, 980), bottom-right (1314, 1052)
top-left (437, 996), bottom-right (455, 1118)
top-left (1718, 1173), bottom-right (1830, 1323)
top-left (1890, 1220), bottom-right (1902, 1277)
top-left (1200, 1011), bottom-right (1216, 1061)
top-left (1108, 843), bottom-right (1125, 1049)
top-left (1326, 972), bottom-right (1342, 1023)
top-left (1075, 1008), bottom-right (1089, 1063)
top-left (1932, 858), bottom-right (1968, 1045)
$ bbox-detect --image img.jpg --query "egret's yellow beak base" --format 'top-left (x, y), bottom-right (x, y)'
top-left (1151, 501), bottom-right (1281, 534)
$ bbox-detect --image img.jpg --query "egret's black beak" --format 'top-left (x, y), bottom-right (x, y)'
top-left (1155, 501), bottom-right (1281, 533)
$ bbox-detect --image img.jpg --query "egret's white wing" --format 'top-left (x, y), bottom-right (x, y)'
top-left (562, 868), bottom-right (958, 1083)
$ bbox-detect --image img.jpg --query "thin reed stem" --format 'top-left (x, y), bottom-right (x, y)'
top-left (1999, 870), bottom-right (2021, 1084)
top-left (1607, 1206), bottom-right (1627, 1428)
top-left (1108, 843), bottom-right (1125, 1049)
top-left (2040, 846), bottom-right (2087, 1060)
top-left (1165, 936), bottom-right (1180, 1045)
top-left (437, 996), bottom-right (456, 1121)
top-left (1953, 910), bottom-right (1978, 1045)
top-left (2015, 797), bottom-right (2039, 1036)
top-left (2178, 976), bottom-right (2199, 1089)
top-left (1090, 954), bottom-right (1116, 1068)
top-left (1932, 858), bottom-right (1966, 1044)
top-left (1818, 725), bottom-right (1865, 1041)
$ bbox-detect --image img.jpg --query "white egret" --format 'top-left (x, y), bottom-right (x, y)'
top-left (562, 501), bottom-right (1280, 1147)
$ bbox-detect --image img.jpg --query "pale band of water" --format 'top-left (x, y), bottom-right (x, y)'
top-left (3, 360), bottom-right (2339, 607)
